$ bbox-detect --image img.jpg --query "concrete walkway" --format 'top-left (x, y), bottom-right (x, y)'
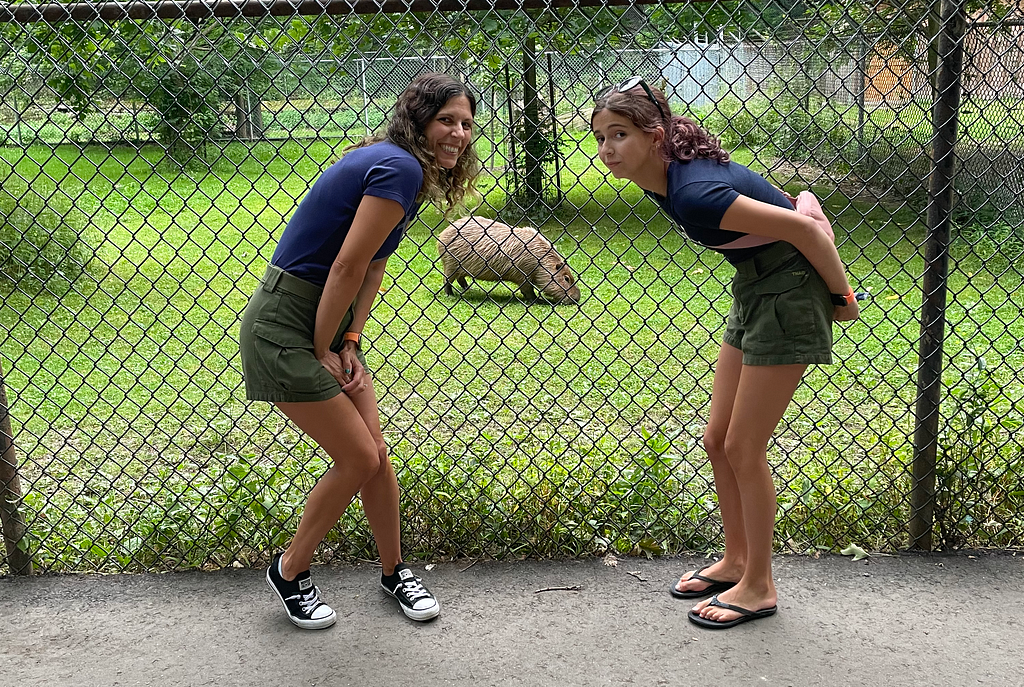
top-left (2, 552), bottom-right (1022, 686)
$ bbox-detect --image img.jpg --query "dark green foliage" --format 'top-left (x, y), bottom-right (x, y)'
top-left (0, 162), bottom-right (94, 287)
top-left (935, 356), bottom-right (1024, 549)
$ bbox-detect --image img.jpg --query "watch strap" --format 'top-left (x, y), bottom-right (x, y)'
top-left (830, 289), bottom-right (856, 306)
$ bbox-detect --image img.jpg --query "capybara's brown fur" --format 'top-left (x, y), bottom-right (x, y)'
top-left (436, 216), bottom-right (581, 304)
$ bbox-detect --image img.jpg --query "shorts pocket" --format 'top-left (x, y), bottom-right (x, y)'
top-left (753, 269), bottom-right (816, 337)
top-left (252, 319), bottom-right (314, 349)
top-left (251, 319), bottom-right (323, 393)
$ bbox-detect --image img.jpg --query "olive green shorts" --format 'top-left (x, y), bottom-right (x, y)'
top-left (239, 264), bottom-right (367, 403)
top-left (723, 242), bottom-right (834, 366)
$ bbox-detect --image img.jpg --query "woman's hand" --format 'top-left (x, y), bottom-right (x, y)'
top-left (774, 186), bottom-right (835, 242)
top-left (775, 185), bottom-right (798, 208)
top-left (833, 299), bottom-right (861, 323)
top-left (794, 191), bottom-right (835, 242)
top-left (339, 342), bottom-right (370, 396)
top-left (316, 349), bottom-right (348, 385)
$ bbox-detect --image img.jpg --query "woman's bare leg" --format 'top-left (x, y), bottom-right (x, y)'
top-left (692, 363), bottom-right (806, 621)
top-left (346, 376), bottom-right (403, 576)
top-left (275, 393), bottom-right (380, 581)
top-left (676, 343), bottom-right (747, 593)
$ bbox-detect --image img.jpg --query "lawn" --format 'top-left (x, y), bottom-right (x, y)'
top-left (1, 132), bottom-right (1022, 572)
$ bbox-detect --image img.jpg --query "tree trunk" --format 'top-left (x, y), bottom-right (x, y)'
top-left (522, 33), bottom-right (543, 207)
top-left (0, 359), bottom-right (32, 575)
top-left (235, 88), bottom-right (264, 140)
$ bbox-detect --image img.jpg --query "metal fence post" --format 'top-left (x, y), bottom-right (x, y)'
top-left (910, 0), bottom-right (967, 551)
top-left (489, 87), bottom-right (497, 171)
top-left (0, 359), bottom-right (32, 575)
top-left (360, 57), bottom-right (369, 137)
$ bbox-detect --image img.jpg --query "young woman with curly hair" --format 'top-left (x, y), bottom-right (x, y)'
top-left (239, 73), bottom-right (480, 628)
top-left (591, 78), bottom-right (859, 629)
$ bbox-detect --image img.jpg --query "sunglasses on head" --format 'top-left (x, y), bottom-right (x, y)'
top-left (595, 76), bottom-right (666, 120)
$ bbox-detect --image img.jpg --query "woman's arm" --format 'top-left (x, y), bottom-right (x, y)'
top-left (719, 195), bottom-right (850, 294)
top-left (335, 258), bottom-right (388, 395)
top-left (315, 196), bottom-right (406, 362)
top-left (346, 257), bottom-right (389, 337)
top-left (338, 257), bottom-right (387, 363)
top-left (719, 195), bottom-right (859, 322)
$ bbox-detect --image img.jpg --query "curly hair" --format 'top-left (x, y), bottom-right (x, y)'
top-left (346, 73), bottom-right (481, 214)
top-left (591, 83), bottom-right (730, 165)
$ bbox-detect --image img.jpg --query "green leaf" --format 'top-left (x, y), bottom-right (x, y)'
top-left (226, 465), bottom-right (248, 481)
top-left (840, 543), bottom-right (869, 561)
top-left (637, 537), bottom-right (662, 554)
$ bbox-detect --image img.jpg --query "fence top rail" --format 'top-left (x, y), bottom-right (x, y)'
top-left (0, 0), bottom-right (692, 24)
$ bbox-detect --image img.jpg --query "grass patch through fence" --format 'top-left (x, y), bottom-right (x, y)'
top-left (1, 133), bottom-right (1022, 572)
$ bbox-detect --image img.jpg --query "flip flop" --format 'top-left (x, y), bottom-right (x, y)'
top-left (687, 594), bottom-right (777, 629)
top-left (669, 564), bottom-right (738, 599)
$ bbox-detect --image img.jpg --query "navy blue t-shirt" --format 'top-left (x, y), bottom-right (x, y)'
top-left (645, 158), bottom-right (794, 264)
top-left (271, 141), bottom-right (423, 286)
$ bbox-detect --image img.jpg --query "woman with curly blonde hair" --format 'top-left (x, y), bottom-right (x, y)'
top-left (239, 73), bottom-right (480, 628)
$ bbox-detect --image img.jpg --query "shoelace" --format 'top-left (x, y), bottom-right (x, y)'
top-left (289, 586), bottom-right (323, 615)
top-left (400, 577), bottom-right (431, 602)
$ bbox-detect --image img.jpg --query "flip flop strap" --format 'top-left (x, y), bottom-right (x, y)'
top-left (707, 594), bottom-right (756, 617)
top-left (685, 564), bottom-right (718, 585)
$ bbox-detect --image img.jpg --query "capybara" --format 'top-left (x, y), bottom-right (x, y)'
top-left (436, 216), bottom-right (581, 304)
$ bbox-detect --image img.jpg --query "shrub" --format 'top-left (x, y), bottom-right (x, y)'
top-left (934, 356), bottom-right (1024, 549)
top-left (853, 142), bottom-right (1024, 237)
top-left (146, 60), bottom-right (224, 163)
top-left (0, 165), bottom-right (94, 287)
top-left (694, 95), bottom-right (855, 168)
top-left (696, 95), bottom-right (778, 150)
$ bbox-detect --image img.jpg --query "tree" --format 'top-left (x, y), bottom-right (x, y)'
top-left (798, 1), bottom-right (1014, 102)
top-left (17, 17), bottom-right (272, 157)
top-left (643, 0), bottom-right (804, 43)
top-left (435, 7), bottom-right (632, 212)
top-left (280, 8), bottom-right (634, 213)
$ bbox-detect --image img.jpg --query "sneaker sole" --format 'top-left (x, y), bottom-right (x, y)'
top-left (265, 570), bottom-right (337, 630)
top-left (381, 583), bottom-right (441, 622)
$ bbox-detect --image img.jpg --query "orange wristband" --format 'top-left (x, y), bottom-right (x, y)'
top-left (343, 331), bottom-right (361, 345)
top-left (830, 288), bottom-right (856, 306)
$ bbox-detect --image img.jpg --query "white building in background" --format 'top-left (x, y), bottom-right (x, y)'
top-left (658, 37), bottom-right (754, 110)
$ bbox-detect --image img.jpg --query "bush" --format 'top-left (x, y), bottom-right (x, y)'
top-left (0, 165), bottom-right (94, 287)
top-left (934, 356), bottom-right (1024, 549)
top-left (146, 60), bottom-right (224, 163)
top-left (854, 142), bottom-right (1024, 237)
top-left (774, 101), bottom-right (855, 166)
top-left (696, 95), bottom-right (855, 168)
top-left (696, 95), bottom-right (778, 150)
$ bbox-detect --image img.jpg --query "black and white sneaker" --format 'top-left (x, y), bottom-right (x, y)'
top-left (266, 553), bottom-right (337, 630)
top-left (380, 564), bottom-right (440, 621)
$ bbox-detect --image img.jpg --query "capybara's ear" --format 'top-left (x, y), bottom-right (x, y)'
top-left (555, 262), bottom-right (564, 270)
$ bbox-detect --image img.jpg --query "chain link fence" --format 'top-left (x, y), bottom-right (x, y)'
top-left (1, 0), bottom-right (1023, 575)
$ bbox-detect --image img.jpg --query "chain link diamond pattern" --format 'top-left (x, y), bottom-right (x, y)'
top-left (1, 1), bottom-right (1022, 573)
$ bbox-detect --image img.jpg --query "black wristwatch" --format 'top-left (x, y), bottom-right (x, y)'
top-left (830, 289), bottom-right (856, 306)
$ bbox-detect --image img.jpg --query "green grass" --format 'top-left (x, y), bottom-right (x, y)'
top-left (1, 134), bottom-right (1022, 573)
